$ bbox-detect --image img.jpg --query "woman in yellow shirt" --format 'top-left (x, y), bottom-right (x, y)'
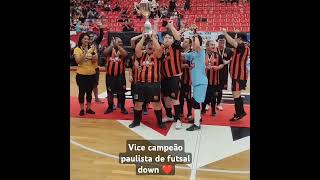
top-left (73, 33), bottom-right (98, 116)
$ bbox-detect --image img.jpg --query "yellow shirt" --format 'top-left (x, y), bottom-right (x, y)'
top-left (73, 47), bottom-right (97, 75)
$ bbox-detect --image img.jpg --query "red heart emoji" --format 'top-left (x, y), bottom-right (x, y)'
top-left (162, 164), bottom-right (173, 174)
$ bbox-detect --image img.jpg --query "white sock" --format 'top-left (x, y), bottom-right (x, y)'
top-left (194, 109), bottom-right (201, 126)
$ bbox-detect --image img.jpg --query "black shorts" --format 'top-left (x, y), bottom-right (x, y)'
top-left (133, 82), bottom-right (161, 102)
top-left (161, 76), bottom-right (181, 100)
top-left (76, 73), bottom-right (95, 89)
top-left (219, 66), bottom-right (229, 90)
top-left (93, 68), bottom-right (99, 87)
top-left (231, 79), bottom-right (247, 92)
top-left (106, 75), bottom-right (126, 94)
top-left (180, 84), bottom-right (191, 100)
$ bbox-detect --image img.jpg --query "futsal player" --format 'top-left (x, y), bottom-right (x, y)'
top-left (160, 20), bottom-right (184, 129)
top-left (103, 37), bottom-right (129, 115)
top-left (183, 33), bottom-right (208, 131)
top-left (222, 28), bottom-right (249, 121)
top-left (128, 31), bottom-right (166, 129)
top-left (180, 38), bottom-right (193, 121)
top-left (216, 34), bottom-right (234, 111)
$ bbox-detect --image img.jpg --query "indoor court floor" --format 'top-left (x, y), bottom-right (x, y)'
top-left (70, 70), bottom-right (250, 180)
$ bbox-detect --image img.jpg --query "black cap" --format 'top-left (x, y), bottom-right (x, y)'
top-left (216, 34), bottom-right (226, 41)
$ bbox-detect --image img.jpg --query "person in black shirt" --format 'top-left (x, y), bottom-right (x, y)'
top-left (215, 34), bottom-right (234, 112)
top-left (123, 19), bottom-right (134, 32)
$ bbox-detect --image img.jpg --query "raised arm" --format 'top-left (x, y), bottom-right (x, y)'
top-left (151, 32), bottom-right (163, 58)
top-left (130, 34), bottom-right (143, 49)
top-left (135, 34), bottom-right (146, 58)
top-left (222, 28), bottom-right (238, 48)
top-left (166, 20), bottom-right (181, 41)
top-left (193, 34), bottom-right (201, 52)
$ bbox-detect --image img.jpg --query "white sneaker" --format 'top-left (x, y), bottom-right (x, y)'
top-left (162, 116), bottom-right (174, 122)
top-left (175, 120), bottom-right (182, 129)
top-left (216, 104), bottom-right (224, 111)
top-left (205, 104), bottom-right (210, 111)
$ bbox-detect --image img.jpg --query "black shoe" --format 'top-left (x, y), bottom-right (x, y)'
top-left (230, 112), bottom-right (247, 122)
top-left (188, 118), bottom-right (202, 123)
top-left (86, 109), bottom-right (95, 114)
top-left (211, 111), bottom-right (217, 117)
top-left (143, 109), bottom-right (148, 115)
top-left (79, 109), bottom-right (85, 116)
top-left (104, 107), bottom-right (113, 114)
top-left (158, 122), bottom-right (166, 129)
top-left (186, 124), bottom-right (201, 131)
top-left (129, 121), bottom-right (140, 128)
top-left (121, 108), bottom-right (128, 114)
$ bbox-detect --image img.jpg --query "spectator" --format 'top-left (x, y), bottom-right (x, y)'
top-left (87, 9), bottom-right (95, 19)
top-left (184, 0), bottom-right (190, 10)
top-left (103, 1), bottom-right (112, 11)
top-left (169, 0), bottom-right (176, 15)
top-left (122, 19), bottom-right (134, 32)
top-left (113, 2), bottom-right (121, 12)
top-left (160, 6), bottom-right (169, 18)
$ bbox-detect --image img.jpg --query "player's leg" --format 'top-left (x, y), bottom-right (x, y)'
top-left (230, 80), bottom-right (247, 121)
top-left (104, 75), bottom-right (114, 114)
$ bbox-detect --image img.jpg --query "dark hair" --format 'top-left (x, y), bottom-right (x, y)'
top-left (237, 33), bottom-right (247, 42)
top-left (162, 29), bottom-right (174, 39)
top-left (185, 38), bottom-right (192, 45)
top-left (77, 33), bottom-right (90, 47)
top-left (193, 35), bottom-right (203, 46)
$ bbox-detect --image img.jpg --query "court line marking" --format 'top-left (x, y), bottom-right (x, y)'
top-left (70, 138), bottom-right (250, 174)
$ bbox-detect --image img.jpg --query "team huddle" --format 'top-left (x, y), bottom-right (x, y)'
top-left (73, 21), bottom-right (249, 131)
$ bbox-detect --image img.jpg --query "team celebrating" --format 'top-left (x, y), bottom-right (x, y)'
top-left (73, 20), bottom-right (249, 131)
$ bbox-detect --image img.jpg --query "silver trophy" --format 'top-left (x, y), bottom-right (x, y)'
top-left (138, 0), bottom-right (153, 35)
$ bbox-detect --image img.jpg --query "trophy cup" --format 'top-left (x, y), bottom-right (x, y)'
top-left (138, 0), bottom-right (153, 35)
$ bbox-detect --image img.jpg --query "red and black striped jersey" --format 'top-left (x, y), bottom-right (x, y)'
top-left (181, 50), bottom-right (192, 85)
top-left (136, 52), bottom-right (161, 83)
top-left (130, 55), bottom-right (139, 84)
top-left (229, 43), bottom-right (249, 81)
top-left (161, 41), bottom-right (183, 78)
top-left (205, 50), bottom-right (223, 86)
top-left (106, 48), bottom-right (125, 77)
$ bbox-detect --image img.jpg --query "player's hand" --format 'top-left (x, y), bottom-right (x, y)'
top-left (212, 66), bottom-right (219, 71)
top-left (85, 53), bottom-right (93, 60)
top-left (154, 15), bottom-right (160, 24)
top-left (166, 20), bottom-right (174, 28)
top-left (129, 76), bottom-right (133, 82)
top-left (182, 64), bottom-right (189, 68)
top-left (221, 28), bottom-right (227, 33)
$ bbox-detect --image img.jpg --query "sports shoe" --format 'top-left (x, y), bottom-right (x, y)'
top-left (205, 104), bottom-right (210, 111)
top-left (129, 121), bottom-right (140, 128)
top-left (86, 109), bottom-right (95, 114)
top-left (186, 124), bottom-right (201, 131)
top-left (230, 112), bottom-right (247, 122)
top-left (121, 108), bottom-right (128, 115)
top-left (216, 104), bottom-right (223, 111)
top-left (79, 109), bottom-right (85, 116)
top-left (158, 122), bottom-right (166, 129)
top-left (175, 120), bottom-right (182, 129)
top-left (162, 116), bottom-right (174, 122)
top-left (104, 107), bottom-right (113, 114)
